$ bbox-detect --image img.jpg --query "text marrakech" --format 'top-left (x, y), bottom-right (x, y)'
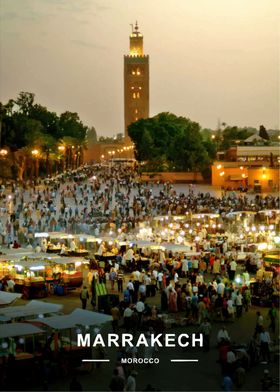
top-left (77, 333), bottom-right (204, 348)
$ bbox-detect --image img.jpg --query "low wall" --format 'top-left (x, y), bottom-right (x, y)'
top-left (140, 172), bottom-right (204, 183)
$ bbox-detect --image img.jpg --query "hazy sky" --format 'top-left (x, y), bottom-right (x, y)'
top-left (0, 0), bottom-right (279, 136)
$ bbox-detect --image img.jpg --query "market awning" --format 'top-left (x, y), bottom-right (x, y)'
top-left (30, 309), bottom-right (111, 330)
top-left (0, 323), bottom-right (43, 339)
top-left (264, 254), bottom-right (280, 264)
top-left (0, 292), bottom-right (22, 306)
top-left (0, 300), bottom-right (63, 319)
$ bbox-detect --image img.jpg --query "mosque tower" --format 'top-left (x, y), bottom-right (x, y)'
top-left (124, 22), bottom-right (149, 138)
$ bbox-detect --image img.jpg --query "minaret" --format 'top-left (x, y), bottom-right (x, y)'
top-left (124, 22), bottom-right (149, 138)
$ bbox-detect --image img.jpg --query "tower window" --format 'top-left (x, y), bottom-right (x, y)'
top-left (132, 92), bottom-right (136, 99)
top-left (131, 86), bottom-right (134, 90)
top-left (139, 87), bottom-right (142, 90)
top-left (135, 109), bottom-right (138, 114)
top-left (132, 70), bottom-right (136, 75)
top-left (135, 117), bottom-right (138, 121)
top-left (137, 92), bottom-right (140, 98)
top-left (137, 69), bottom-right (141, 75)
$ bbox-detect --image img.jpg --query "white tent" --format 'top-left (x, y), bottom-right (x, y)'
top-left (161, 243), bottom-right (192, 252)
top-left (0, 323), bottom-right (43, 339)
top-left (0, 292), bottom-right (22, 306)
top-left (0, 300), bottom-right (63, 319)
top-left (30, 309), bottom-right (111, 330)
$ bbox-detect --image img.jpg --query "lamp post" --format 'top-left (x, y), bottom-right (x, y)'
top-left (31, 149), bottom-right (40, 181)
top-left (0, 149), bottom-right (8, 158)
top-left (58, 145), bottom-right (65, 172)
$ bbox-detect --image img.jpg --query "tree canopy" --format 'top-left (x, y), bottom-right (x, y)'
top-left (128, 112), bottom-right (212, 172)
top-left (0, 92), bottom-right (89, 152)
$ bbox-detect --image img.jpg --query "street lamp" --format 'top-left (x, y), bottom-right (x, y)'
top-left (0, 149), bottom-right (8, 158)
top-left (31, 149), bottom-right (40, 180)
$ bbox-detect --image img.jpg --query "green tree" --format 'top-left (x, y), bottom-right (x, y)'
top-left (128, 112), bottom-right (211, 172)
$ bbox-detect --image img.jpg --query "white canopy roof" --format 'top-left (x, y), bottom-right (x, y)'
top-left (0, 323), bottom-right (43, 339)
top-left (0, 292), bottom-right (22, 306)
top-left (30, 309), bottom-right (112, 330)
top-left (0, 300), bottom-right (63, 319)
top-left (162, 243), bottom-right (192, 252)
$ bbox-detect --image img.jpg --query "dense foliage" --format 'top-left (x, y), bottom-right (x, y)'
top-left (128, 113), bottom-right (212, 172)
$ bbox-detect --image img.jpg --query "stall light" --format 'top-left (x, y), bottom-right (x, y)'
top-left (235, 276), bottom-right (242, 284)
top-left (212, 224), bottom-right (216, 228)
top-left (274, 236), bottom-right (280, 244)
top-left (1, 342), bottom-right (8, 349)
top-left (177, 236), bottom-right (183, 243)
top-left (18, 338), bottom-right (25, 344)
top-left (85, 325), bottom-right (90, 330)
top-left (219, 171), bottom-right (225, 177)
top-left (76, 328), bottom-right (82, 334)
top-left (180, 230), bottom-right (185, 236)
top-left (75, 261), bottom-right (82, 267)
top-left (268, 244), bottom-right (273, 250)
top-left (30, 266), bottom-right (45, 270)
top-left (94, 328), bottom-right (100, 334)
top-left (8, 195), bottom-right (12, 200)
top-left (169, 223), bottom-right (173, 228)
top-left (249, 231), bottom-right (252, 235)
top-left (14, 264), bottom-right (23, 271)
top-left (240, 234), bottom-right (244, 239)
top-left (271, 231), bottom-right (276, 236)
top-left (216, 164), bottom-right (222, 169)
top-left (68, 234), bottom-right (74, 239)
top-left (245, 227), bottom-right (249, 232)
top-left (189, 229), bottom-right (193, 234)
top-left (117, 228), bottom-right (122, 233)
top-left (260, 225), bottom-right (265, 231)
top-left (258, 243), bottom-right (267, 251)
top-left (217, 224), bottom-right (221, 228)
top-left (34, 232), bottom-right (49, 238)
top-left (196, 223), bottom-right (200, 227)
top-left (205, 224), bottom-right (209, 228)
top-left (195, 236), bottom-right (200, 242)
top-left (38, 314), bottom-right (44, 319)
top-left (164, 228), bottom-right (168, 233)
top-left (269, 225), bottom-right (274, 230)
top-left (161, 231), bottom-right (165, 236)
top-left (97, 239), bottom-right (102, 244)
top-left (109, 230), bottom-right (113, 236)
top-left (185, 224), bottom-right (189, 228)
top-left (108, 241), bottom-right (113, 245)
top-left (129, 243), bottom-right (133, 248)
top-left (252, 226), bottom-right (256, 232)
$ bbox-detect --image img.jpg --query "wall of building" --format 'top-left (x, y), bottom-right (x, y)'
top-left (141, 172), bottom-right (204, 183)
top-left (247, 167), bottom-right (279, 193)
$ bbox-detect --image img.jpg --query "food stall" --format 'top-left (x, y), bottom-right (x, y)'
top-left (29, 309), bottom-right (112, 373)
top-left (0, 300), bottom-right (63, 322)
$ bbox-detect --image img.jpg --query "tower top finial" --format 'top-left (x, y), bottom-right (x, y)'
top-left (135, 21), bottom-right (138, 31)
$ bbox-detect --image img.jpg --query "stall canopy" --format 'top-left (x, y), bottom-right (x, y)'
top-left (0, 300), bottom-right (63, 320)
top-left (0, 323), bottom-right (43, 339)
top-left (0, 292), bottom-right (22, 306)
top-left (30, 309), bottom-right (112, 330)
top-left (264, 254), bottom-right (280, 264)
top-left (161, 243), bottom-right (192, 252)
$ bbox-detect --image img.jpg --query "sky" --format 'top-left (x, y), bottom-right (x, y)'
top-left (0, 0), bottom-right (279, 136)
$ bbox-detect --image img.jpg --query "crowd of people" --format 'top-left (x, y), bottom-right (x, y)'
top-left (0, 163), bottom-right (279, 392)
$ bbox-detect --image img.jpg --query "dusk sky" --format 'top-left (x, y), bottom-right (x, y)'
top-left (0, 0), bottom-right (279, 136)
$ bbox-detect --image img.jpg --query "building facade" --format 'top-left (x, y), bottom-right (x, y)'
top-left (124, 22), bottom-right (149, 137)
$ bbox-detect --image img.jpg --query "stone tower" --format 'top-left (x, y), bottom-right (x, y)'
top-left (124, 22), bottom-right (149, 138)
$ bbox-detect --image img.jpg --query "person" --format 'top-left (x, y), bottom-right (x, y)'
top-left (217, 326), bottom-right (230, 345)
top-left (157, 270), bottom-right (163, 290)
top-left (69, 376), bottom-right (83, 391)
top-left (235, 291), bottom-right (243, 318)
top-left (259, 327), bottom-right (271, 363)
top-left (221, 375), bottom-right (233, 391)
top-left (199, 318), bottom-right (211, 351)
top-left (255, 311), bottom-right (264, 335)
top-left (6, 278), bottom-right (15, 292)
top-left (117, 270), bottom-right (124, 293)
top-left (111, 304), bottom-right (120, 333)
top-left (229, 260), bottom-right (237, 281)
top-left (123, 305), bottom-right (133, 331)
top-left (127, 280), bottom-right (134, 303)
top-left (109, 368), bottom-right (125, 391)
top-left (126, 370), bottom-right (137, 392)
top-left (80, 286), bottom-right (89, 309)
top-left (168, 287), bottom-right (178, 313)
top-left (136, 299), bottom-right (145, 326)
top-left (109, 268), bottom-right (117, 290)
